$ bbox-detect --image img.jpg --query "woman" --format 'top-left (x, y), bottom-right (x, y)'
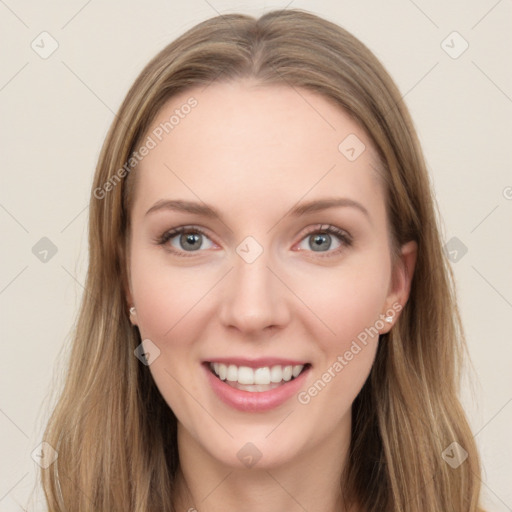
top-left (41, 9), bottom-right (486, 511)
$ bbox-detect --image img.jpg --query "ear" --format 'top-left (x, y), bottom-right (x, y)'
top-left (123, 251), bottom-right (138, 326)
top-left (125, 289), bottom-right (138, 326)
top-left (126, 300), bottom-right (137, 327)
top-left (380, 240), bottom-right (417, 334)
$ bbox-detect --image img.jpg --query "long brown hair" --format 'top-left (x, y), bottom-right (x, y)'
top-left (40, 9), bottom-right (486, 511)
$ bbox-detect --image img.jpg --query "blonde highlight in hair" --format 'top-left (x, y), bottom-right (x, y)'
top-left (41, 9), bottom-right (486, 511)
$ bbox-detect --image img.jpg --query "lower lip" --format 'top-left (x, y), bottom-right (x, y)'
top-left (203, 363), bottom-right (310, 412)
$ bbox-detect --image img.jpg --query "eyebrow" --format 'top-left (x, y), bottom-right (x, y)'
top-left (145, 197), bottom-right (370, 222)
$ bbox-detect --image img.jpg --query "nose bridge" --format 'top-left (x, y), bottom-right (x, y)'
top-left (219, 245), bottom-right (289, 333)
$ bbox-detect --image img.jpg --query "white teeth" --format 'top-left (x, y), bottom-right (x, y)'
top-left (254, 367), bottom-right (271, 385)
top-left (226, 364), bottom-right (237, 381)
top-left (270, 365), bottom-right (282, 383)
top-left (292, 365), bottom-right (303, 378)
top-left (237, 366), bottom-right (254, 384)
top-left (282, 366), bottom-right (293, 381)
top-left (210, 362), bottom-right (305, 386)
top-left (226, 381), bottom-right (282, 392)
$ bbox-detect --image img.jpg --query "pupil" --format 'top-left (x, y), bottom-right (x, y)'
top-left (310, 233), bottom-right (330, 252)
top-left (181, 233), bottom-right (201, 250)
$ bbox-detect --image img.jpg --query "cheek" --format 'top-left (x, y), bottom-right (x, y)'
top-left (296, 269), bottom-right (386, 415)
top-left (297, 254), bottom-right (390, 344)
top-left (292, 253), bottom-right (389, 407)
top-left (129, 245), bottom-right (213, 341)
top-left (129, 250), bottom-right (210, 414)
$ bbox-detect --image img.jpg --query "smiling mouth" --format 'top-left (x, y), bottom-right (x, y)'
top-left (207, 361), bottom-right (311, 392)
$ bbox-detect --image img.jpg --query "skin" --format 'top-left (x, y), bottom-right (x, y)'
top-left (126, 80), bottom-right (417, 512)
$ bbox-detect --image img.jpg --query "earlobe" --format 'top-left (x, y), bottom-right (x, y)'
top-left (380, 240), bottom-right (418, 333)
top-left (125, 285), bottom-right (136, 325)
top-left (397, 240), bottom-right (418, 305)
top-left (126, 285), bottom-right (137, 326)
top-left (129, 306), bottom-right (138, 326)
top-left (124, 263), bottom-right (137, 326)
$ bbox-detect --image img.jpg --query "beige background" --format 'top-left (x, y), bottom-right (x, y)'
top-left (1, 1), bottom-right (511, 510)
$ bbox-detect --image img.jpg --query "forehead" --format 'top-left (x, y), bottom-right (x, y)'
top-left (131, 80), bottom-right (385, 223)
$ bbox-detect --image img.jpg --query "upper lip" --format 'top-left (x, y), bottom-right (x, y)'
top-left (204, 357), bottom-right (310, 368)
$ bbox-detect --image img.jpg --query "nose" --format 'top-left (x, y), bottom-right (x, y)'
top-left (218, 251), bottom-right (291, 336)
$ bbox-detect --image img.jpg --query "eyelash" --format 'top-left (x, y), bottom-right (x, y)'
top-left (155, 224), bottom-right (353, 258)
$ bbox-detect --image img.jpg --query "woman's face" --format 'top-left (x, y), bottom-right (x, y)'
top-left (127, 80), bottom-right (416, 470)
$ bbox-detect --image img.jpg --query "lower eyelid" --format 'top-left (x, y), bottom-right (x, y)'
top-left (296, 234), bottom-right (349, 254)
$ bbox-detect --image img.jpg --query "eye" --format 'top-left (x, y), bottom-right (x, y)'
top-left (156, 223), bottom-right (352, 257)
top-left (296, 224), bottom-right (352, 255)
top-left (156, 226), bottom-right (215, 255)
